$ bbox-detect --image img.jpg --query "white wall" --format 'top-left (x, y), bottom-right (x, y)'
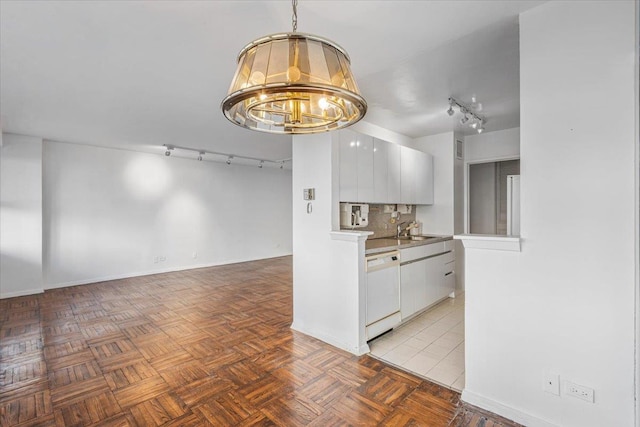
top-left (0, 134), bottom-right (44, 298)
top-left (462, 3), bottom-right (636, 427)
top-left (352, 120), bottom-right (414, 147)
top-left (291, 133), bottom-right (368, 355)
top-left (465, 127), bottom-right (520, 163)
top-left (42, 140), bottom-right (292, 288)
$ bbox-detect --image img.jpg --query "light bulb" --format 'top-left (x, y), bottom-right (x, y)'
top-left (318, 97), bottom-right (329, 110)
top-left (471, 121), bottom-right (478, 129)
top-left (477, 126), bottom-right (484, 134)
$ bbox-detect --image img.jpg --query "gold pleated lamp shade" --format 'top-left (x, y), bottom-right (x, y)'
top-left (221, 33), bottom-right (367, 134)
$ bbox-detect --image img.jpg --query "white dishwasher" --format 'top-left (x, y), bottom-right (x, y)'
top-left (365, 250), bottom-right (401, 340)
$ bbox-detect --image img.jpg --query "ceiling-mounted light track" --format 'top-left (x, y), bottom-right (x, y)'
top-left (162, 144), bottom-right (291, 168)
top-left (448, 97), bottom-right (486, 134)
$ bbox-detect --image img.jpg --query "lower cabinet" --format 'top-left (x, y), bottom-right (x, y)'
top-left (400, 259), bottom-right (423, 319)
top-left (400, 245), bottom-right (455, 321)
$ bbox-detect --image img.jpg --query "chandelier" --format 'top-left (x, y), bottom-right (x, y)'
top-left (221, 0), bottom-right (367, 134)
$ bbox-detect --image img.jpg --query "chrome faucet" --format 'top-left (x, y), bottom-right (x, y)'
top-left (396, 221), bottom-right (410, 238)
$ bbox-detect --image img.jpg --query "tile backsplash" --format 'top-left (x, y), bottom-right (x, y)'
top-left (342, 204), bottom-right (416, 238)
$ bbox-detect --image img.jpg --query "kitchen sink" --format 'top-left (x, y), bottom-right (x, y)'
top-left (398, 235), bottom-right (439, 241)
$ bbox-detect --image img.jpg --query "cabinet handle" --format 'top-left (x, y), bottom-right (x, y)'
top-left (444, 272), bottom-right (453, 276)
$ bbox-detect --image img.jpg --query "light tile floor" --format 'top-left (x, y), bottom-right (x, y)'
top-left (369, 293), bottom-right (465, 391)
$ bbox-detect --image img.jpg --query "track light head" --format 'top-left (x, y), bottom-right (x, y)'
top-left (197, 152), bottom-right (204, 161)
top-left (258, 160), bottom-right (264, 168)
top-left (226, 156), bottom-right (232, 165)
top-left (165, 150), bottom-right (171, 156)
top-left (447, 106), bottom-right (454, 116)
top-left (280, 161), bottom-right (284, 170)
top-left (460, 115), bottom-right (469, 125)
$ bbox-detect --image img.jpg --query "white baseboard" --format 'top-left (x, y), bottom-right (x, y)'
top-left (462, 389), bottom-right (559, 427)
top-left (0, 287), bottom-right (44, 299)
top-left (2, 253), bottom-right (293, 297)
top-left (44, 253), bottom-right (293, 290)
top-left (290, 322), bottom-right (370, 356)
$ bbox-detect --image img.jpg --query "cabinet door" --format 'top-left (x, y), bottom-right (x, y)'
top-left (415, 151), bottom-right (434, 205)
top-left (387, 143), bottom-right (401, 203)
top-left (373, 138), bottom-right (388, 203)
top-left (400, 146), bottom-right (416, 204)
top-left (339, 129), bottom-right (358, 202)
top-left (357, 134), bottom-right (374, 202)
top-left (400, 260), bottom-right (422, 320)
top-left (423, 255), bottom-right (444, 310)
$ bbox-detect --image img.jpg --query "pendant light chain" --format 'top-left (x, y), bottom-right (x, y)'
top-left (291, 0), bottom-right (298, 32)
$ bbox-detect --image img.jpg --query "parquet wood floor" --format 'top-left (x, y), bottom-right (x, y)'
top-left (0, 256), bottom-right (520, 427)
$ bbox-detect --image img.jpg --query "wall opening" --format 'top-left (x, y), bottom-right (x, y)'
top-left (468, 159), bottom-right (520, 235)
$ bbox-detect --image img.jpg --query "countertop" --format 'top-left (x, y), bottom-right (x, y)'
top-left (365, 235), bottom-right (453, 255)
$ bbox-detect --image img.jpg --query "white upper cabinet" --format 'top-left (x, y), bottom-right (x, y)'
top-left (339, 130), bottom-right (433, 205)
top-left (373, 138), bottom-right (388, 203)
top-left (400, 146), bottom-right (416, 204)
top-left (339, 130), bottom-right (358, 202)
top-left (357, 134), bottom-right (374, 202)
top-left (415, 150), bottom-right (434, 205)
top-left (387, 143), bottom-right (401, 203)
top-left (339, 130), bottom-right (374, 203)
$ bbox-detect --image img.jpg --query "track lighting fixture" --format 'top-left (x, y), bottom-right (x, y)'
top-left (447, 97), bottom-right (486, 133)
top-left (162, 144), bottom-right (291, 168)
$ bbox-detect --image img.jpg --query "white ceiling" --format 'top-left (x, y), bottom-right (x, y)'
top-left (0, 1), bottom-right (544, 160)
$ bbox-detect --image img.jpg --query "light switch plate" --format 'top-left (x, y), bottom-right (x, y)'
top-left (303, 188), bottom-right (315, 200)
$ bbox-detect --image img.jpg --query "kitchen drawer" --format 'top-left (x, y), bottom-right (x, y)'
top-left (440, 251), bottom-right (455, 265)
top-left (400, 242), bottom-right (445, 262)
top-left (444, 271), bottom-right (455, 291)
top-left (444, 260), bottom-right (455, 274)
top-left (444, 239), bottom-right (455, 252)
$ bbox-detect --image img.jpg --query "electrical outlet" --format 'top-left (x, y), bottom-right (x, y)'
top-left (543, 372), bottom-right (560, 396)
top-left (192, 252), bottom-right (198, 259)
top-left (153, 256), bottom-right (159, 264)
top-left (565, 381), bottom-right (594, 403)
top-left (159, 256), bottom-right (166, 262)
